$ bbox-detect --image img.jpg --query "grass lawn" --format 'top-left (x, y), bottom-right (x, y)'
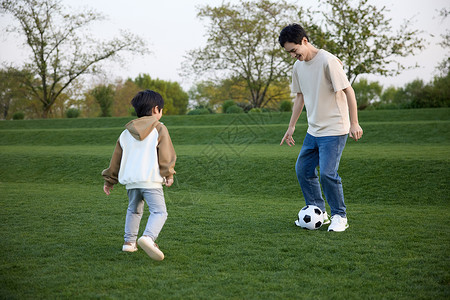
top-left (0, 108), bottom-right (449, 299)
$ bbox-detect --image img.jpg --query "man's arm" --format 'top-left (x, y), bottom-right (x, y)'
top-left (343, 86), bottom-right (363, 141)
top-left (280, 93), bottom-right (305, 146)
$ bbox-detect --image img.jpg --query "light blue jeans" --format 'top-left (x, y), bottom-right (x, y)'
top-left (295, 133), bottom-right (348, 217)
top-left (124, 188), bottom-right (168, 243)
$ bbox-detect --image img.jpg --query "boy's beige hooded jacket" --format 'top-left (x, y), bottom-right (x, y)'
top-left (102, 116), bottom-right (176, 189)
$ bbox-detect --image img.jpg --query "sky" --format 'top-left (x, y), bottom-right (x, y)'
top-left (0, 0), bottom-right (449, 92)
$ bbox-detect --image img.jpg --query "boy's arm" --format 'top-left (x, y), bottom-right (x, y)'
top-left (157, 124), bottom-right (176, 184)
top-left (101, 139), bottom-right (122, 194)
top-left (343, 86), bottom-right (363, 141)
top-left (280, 93), bottom-right (305, 146)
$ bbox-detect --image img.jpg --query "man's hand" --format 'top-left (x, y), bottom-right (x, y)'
top-left (349, 123), bottom-right (363, 141)
top-left (280, 126), bottom-right (296, 146)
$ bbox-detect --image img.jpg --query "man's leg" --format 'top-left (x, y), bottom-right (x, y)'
top-left (318, 135), bottom-right (348, 217)
top-left (296, 133), bottom-right (326, 212)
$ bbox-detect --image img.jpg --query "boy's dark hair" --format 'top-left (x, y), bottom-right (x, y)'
top-left (131, 90), bottom-right (164, 117)
top-left (278, 23), bottom-right (309, 47)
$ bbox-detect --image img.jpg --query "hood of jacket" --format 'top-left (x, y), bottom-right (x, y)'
top-left (125, 116), bottom-right (160, 141)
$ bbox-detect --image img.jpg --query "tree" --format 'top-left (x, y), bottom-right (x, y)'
top-left (352, 78), bottom-right (382, 110)
top-left (165, 81), bottom-right (189, 115)
top-left (188, 81), bottom-right (223, 110)
top-left (81, 91), bottom-right (100, 118)
top-left (379, 86), bottom-right (400, 108)
top-left (0, 67), bottom-right (28, 119)
top-left (189, 75), bottom-right (291, 111)
top-left (134, 74), bottom-right (188, 115)
top-left (299, 0), bottom-right (425, 84)
top-left (91, 85), bottom-right (115, 117)
top-left (436, 8), bottom-right (449, 76)
top-left (113, 79), bottom-right (140, 117)
top-left (0, 0), bottom-right (147, 118)
top-left (183, 0), bottom-right (298, 108)
top-left (397, 80), bottom-right (426, 108)
top-left (378, 76), bottom-right (449, 109)
top-left (189, 77), bottom-right (250, 111)
top-left (427, 73), bottom-right (450, 108)
top-left (409, 75), bottom-right (450, 108)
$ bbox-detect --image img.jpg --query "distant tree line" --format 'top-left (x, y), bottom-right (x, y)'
top-left (82, 74), bottom-right (188, 118)
top-left (2, 67), bottom-right (448, 121)
top-left (0, 68), bottom-right (189, 119)
top-left (186, 72), bottom-right (450, 115)
top-left (353, 74), bottom-right (450, 110)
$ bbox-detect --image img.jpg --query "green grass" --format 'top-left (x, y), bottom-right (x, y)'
top-left (1, 108), bottom-right (449, 299)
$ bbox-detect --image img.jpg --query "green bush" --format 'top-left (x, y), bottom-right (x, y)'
top-left (222, 100), bottom-right (236, 114)
top-left (225, 105), bottom-right (244, 114)
top-left (279, 100), bottom-right (292, 112)
top-left (248, 108), bottom-right (262, 114)
top-left (187, 108), bottom-right (211, 115)
top-left (65, 108), bottom-right (80, 118)
top-left (12, 112), bottom-right (25, 120)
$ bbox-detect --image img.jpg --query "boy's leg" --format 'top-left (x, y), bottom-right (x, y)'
top-left (124, 189), bottom-right (145, 243)
top-left (318, 135), bottom-right (348, 217)
top-left (141, 188), bottom-right (168, 242)
top-left (295, 133), bottom-right (326, 212)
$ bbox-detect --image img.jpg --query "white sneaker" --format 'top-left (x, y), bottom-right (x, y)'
top-left (328, 215), bottom-right (349, 232)
top-left (137, 236), bottom-right (164, 261)
top-left (122, 242), bottom-right (137, 252)
top-left (323, 211), bottom-right (330, 225)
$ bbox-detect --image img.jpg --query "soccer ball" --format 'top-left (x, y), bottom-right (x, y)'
top-left (295, 205), bottom-right (323, 230)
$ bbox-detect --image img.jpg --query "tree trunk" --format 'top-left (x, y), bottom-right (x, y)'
top-left (42, 105), bottom-right (51, 119)
top-left (3, 102), bottom-right (9, 120)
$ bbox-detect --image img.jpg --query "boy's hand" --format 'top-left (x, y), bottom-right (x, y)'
top-left (349, 123), bottom-right (363, 141)
top-left (103, 184), bottom-right (113, 195)
top-left (165, 178), bottom-right (174, 187)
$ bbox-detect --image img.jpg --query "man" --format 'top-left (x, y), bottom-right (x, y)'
top-left (279, 24), bottom-right (363, 232)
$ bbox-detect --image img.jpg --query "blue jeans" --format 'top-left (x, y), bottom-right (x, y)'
top-left (295, 133), bottom-right (348, 217)
top-left (124, 188), bottom-right (168, 243)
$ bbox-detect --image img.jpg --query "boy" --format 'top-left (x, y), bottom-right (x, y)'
top-left (102, 90), bottom-right (176, 260)
top-left (278, 24), bottom-right (363, 232)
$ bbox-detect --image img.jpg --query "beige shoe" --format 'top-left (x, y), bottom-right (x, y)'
top-left (122, 242), bottom-right (137, 252)
top-left (137, 236), bottom-right (164, 261)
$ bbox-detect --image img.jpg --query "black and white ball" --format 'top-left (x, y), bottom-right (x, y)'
top-left (295, 205), bottom-right (323, 230)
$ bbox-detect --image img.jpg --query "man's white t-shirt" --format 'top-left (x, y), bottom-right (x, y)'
top-left (291, 49), bottom-right (351, 137)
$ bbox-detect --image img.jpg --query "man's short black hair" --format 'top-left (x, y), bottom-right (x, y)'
top-left (131, 90), bottom-right (164, 117)
top-left (279, 23), bottom-right (309, 47)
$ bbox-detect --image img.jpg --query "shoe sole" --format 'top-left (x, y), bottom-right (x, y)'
top-left (138, 237), bottom-right (164, 261)
top-left (328, 224), bottom-right (349, 232)
top-left (122, 247), bottom-right (138, 252)
top-left (122, 243), bottom-right (138, 252)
